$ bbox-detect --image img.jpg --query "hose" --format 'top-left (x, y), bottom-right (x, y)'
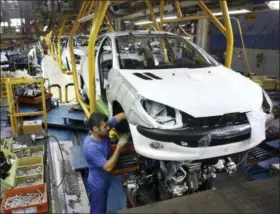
top-left (47, 135), bottom-right (65, 188)
top-left (230, 17), bottom-right (253, 76)
top-left (216, 16), bottom-right (253, 76)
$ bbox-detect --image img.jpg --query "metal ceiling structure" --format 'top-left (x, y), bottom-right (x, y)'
top-left (0, 0), bottom-right (272, 37)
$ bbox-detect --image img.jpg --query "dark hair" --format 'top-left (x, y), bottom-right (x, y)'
top-left (86, 112), bottom-right (108, 131)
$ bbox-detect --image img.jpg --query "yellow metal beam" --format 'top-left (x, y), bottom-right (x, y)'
top-left (197, 1), bottom-right (226, 37)
top-left (56, 14), bottom-right (69, 71)
top-left (88, 0), bottom-right (110, 114)
top-left (220, 0), bottom-right (234, 68)
top-left (6, 78), bottom-right (48, 137)
top-left (105, 15), bottom-right (114, 32)
top-left (159, 0), bottom-right (165, 30)
top-left (175, 0), bottom-right (183, 18)
top-left (146, 0), bottom-right (160, 30)
top-left (15, 112), bottom-right (44, 117)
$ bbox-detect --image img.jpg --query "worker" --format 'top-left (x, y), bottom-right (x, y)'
top-left (83, 112), bottom-right (130, 214)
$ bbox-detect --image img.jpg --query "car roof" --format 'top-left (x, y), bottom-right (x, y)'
top-left (99, 30), bottom-right (177, 39)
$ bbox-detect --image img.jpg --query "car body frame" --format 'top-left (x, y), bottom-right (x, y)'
top-left (79, 30), bottom-right (273, 161)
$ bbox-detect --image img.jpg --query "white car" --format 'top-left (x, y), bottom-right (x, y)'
top-left (80, 31), bottom-right (274, 198)
top-left (61, 35), bottom-right (89, 72)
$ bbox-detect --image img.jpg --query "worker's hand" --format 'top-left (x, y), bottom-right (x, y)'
top-left (117, 133), bottom-right (131, 148)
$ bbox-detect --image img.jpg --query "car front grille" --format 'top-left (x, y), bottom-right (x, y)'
top-left (180, 112), bottom-right (249, 129)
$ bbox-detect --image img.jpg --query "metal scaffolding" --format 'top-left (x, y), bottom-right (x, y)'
top-left (6, 78), bottom-right (48, 137)
top-left (45, 0), bottom-right (235, 118)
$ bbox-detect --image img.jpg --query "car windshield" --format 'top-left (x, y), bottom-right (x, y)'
top-left (115, 34), bottom-right (219, 69)
top-left (75, 36), bottom-right (89, 46)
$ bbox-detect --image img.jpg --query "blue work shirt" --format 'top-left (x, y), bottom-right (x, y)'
top-left (83, 117), bottom-right (117, 192)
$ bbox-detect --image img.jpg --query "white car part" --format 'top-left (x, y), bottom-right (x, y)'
top-left (129, 109), bottom-right (268, 161)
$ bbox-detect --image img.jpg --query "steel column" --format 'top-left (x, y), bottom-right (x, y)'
top-left (220, 0), bottom-right (234, 67)
top-left (88, 0), bottom-right (110, 114)
top-left (197, 1), bottom-right (226, 37)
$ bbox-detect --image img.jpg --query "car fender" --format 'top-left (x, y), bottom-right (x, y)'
top-left (108, 69), bottom-right (158, 128)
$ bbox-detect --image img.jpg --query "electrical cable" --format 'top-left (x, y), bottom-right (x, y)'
top-left (215, 16), bottom-right (252, 76)
top-left (230, 17), bottom-right (253, 76)
top-left (47, 135), bottom-right (65, 188)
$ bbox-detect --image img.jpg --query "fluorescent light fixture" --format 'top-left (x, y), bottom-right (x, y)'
top-left (43, 25), bottom-right (48, 32)
top-left (134, 20), bottom-right (152, 25)
top-left (135, 15), bottom-right (177, 25)
top-left (1, 22), bottom-right (8, 27)
top-left (124, 21), bottom-right (131, 24)
top-left (213, 9), bottom-right (250, 16)
top-left (266, 1), bottom-right (279, 10)
top-left (156, 15), bottom-right (177, 22)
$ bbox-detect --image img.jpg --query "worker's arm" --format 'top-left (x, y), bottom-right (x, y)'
top-left (102, 133), bottom-right (130, 172)
top-left (113, 112), bottom-right (126, 123)
top-left (107, 113), bottom-right (126, 129)
top-left (102, 144), bottom-right (121, 172)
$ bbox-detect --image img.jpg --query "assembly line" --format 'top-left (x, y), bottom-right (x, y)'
top-left (0, 0), bottom-right (279, 214)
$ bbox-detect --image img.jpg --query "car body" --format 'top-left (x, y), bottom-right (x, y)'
top-left (61, 35), bottom-right (89, 72)
top-left (80, 31), bottom-right (274, 161)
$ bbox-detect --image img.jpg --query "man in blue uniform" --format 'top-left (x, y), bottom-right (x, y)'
top-left (83, 112), bottom-right (130, 214)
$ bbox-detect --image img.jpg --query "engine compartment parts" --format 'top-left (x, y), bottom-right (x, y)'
top-left (1, 51), bottom-right (42, 76)
top-left (14, 84), bottom-right (43, 98)
top-left (123, 154), bottom-right (240, 204)
top-left (1, 183), bottom-right (48, 214)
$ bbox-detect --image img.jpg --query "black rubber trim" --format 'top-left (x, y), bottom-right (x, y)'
top-left (144, 72), bottom-right (162, 80)
top-left (137, 125), bottom-right (251, 147)
top-left (133, 73), bottom-right (153, 80)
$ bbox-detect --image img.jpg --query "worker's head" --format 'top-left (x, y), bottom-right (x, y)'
top-left (87, 112), bottom-right (110, 137)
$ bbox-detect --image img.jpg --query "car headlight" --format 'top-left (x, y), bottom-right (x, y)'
top-left (142, 99), bottom-right (177, 127)
top-left (262, 90), bottom-right (273, 114)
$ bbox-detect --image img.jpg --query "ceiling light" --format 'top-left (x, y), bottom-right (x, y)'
top-left (213, 9), bottom-right (250, 16)
top-left (135, 15), bottom-right (177, 25)
top-left (156, 15), bottom-right (177, 22)
top-left (134, 20), bottom-right (152, 25)
top-left (266, 1), bottom-right (279, 10)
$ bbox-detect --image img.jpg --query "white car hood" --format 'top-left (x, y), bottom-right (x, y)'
top-left (120, 65), bottom-right (263, 117)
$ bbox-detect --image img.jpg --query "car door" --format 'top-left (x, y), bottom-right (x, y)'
top-left (95, 36), bottom-right (112, 115)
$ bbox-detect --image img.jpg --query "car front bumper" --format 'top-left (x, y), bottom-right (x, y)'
top-left (129, 111), bottom-right (274, 161)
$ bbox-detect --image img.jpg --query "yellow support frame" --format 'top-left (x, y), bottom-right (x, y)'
top-left (55, 13), bottom-right (76, 75)
top-left (197, 1), bottom-right (233, 67)
top-left (146, 0), bottom-right (169, 62)
top-left (143, 0), bottom-right (234, 68)
top-left (68, 0), bottom-right (112, 118)
top-left (6, 78), bottom-right (48, 137)
top-left (60, 0), bottom-right (233, 119)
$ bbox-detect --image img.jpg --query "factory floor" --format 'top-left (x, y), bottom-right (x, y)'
top-left (1, 56), bottom-right (127, 213)
top-left (1, 55), bottom-right (279, 213)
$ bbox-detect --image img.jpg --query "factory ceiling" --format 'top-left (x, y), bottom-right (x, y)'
top-left (0, 0), bottom-right (273, 36)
